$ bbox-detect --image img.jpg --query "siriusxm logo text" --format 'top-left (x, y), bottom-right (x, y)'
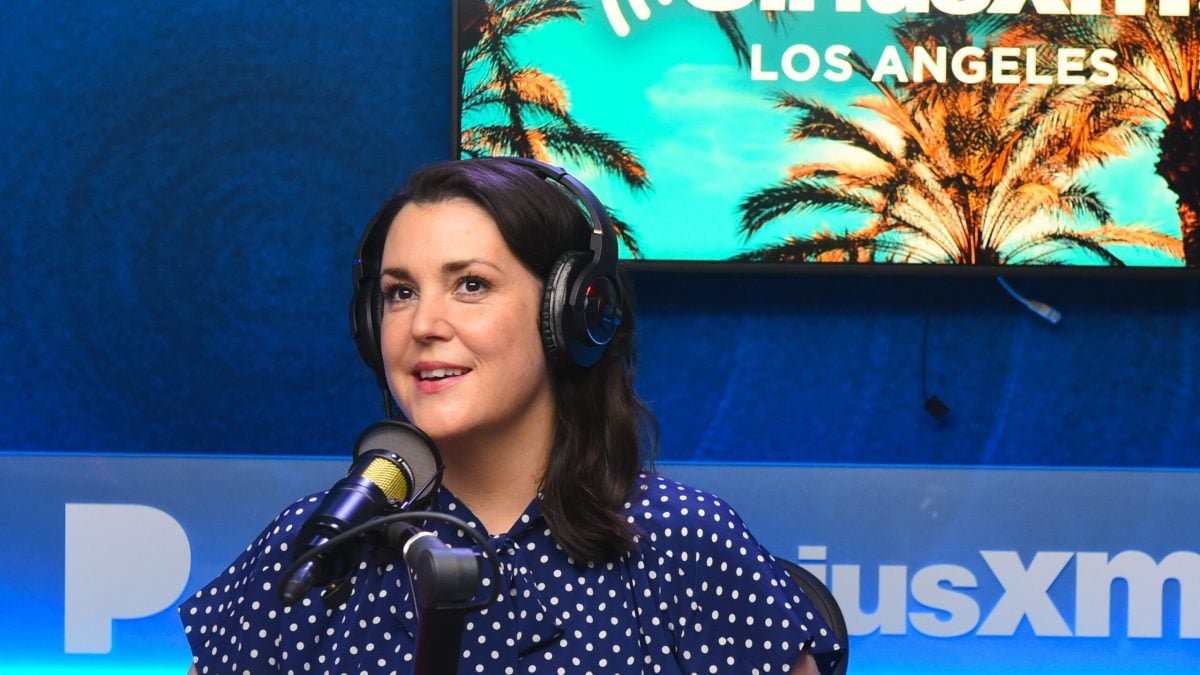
top-left (799, 545), bottom-right (1200, 638)
top-left (603, 0), bottom-right (1193, 36)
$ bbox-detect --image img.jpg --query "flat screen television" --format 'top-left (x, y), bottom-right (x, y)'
top-left (452, 0), bottom-right (1198, 273)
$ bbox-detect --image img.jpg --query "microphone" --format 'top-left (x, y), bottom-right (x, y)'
top-left (279, 421), bottom-right (442, 606)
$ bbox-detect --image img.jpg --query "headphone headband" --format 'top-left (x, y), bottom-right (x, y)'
top-left (499, 157), bottom-right (619, 278)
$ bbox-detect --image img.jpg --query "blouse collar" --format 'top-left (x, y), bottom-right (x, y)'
top-left (428, 483), bottom-right (546, 543)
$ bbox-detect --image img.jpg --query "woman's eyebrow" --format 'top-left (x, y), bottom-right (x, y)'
top-left (380, 258), bottom-right (503, 279)
top-left (378, 265), bottom-right (411, 280)
top-left (442, 258), bottom-right (502, 274)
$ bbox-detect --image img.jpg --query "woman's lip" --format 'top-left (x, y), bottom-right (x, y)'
top-left (410, 362), bottom-right (471, 394)
top-left (411, 361), bottom-right (469, 375)
top-left (413, 370), bottom-right (466, 394)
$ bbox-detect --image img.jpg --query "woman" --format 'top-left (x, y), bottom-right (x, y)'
top-left (181, 158), bottom-right (843, 674)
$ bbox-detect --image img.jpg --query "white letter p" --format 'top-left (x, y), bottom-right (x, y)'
top-left (64, 503), bottom-right (191, 653)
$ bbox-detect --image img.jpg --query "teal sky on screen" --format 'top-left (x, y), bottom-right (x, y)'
top-left (462, 1), bottom-right (1181, 266)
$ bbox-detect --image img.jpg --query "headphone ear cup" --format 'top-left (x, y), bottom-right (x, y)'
top-left (351, 278), bottom-right (386, 385)
top-left (578, 273), bottom-right (622, 350)
top-left (540, 252), bottom-right (584, 366)
top-left (542, 251), bottom-right (623, 368)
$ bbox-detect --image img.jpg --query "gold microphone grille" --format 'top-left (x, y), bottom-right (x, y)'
top-left (361, 456), bottom-right (411, 502)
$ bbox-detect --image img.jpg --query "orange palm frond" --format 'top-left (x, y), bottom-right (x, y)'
top-left (491, 0), bottom-right (585, 40)
top-left (511, 68), bottom-right (569, 116)
top-left (1089, 224), bottom-right (1185, 259)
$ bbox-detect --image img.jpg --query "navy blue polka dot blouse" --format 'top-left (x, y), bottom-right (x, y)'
top-left (181, 473), bottom-right (844, 674)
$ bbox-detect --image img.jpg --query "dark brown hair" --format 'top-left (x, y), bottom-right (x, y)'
top-left (377, 158), bottom-right (657, 562)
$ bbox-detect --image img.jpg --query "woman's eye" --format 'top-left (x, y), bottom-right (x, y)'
top-left (382, 283), bottom-right (415, 304)
top-left (457, 276), bottom-right (489, 295)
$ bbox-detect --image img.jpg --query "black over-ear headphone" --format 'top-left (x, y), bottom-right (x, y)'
top-left (349, 157), bottom-right (623, 393)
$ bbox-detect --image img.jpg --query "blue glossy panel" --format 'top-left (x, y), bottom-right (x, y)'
top-left (1, 455), bottom-right (1195, 673)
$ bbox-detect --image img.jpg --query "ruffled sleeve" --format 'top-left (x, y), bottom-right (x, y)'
top-left (633, 474), bottom-right (845, 675)
top-left (178, 493), bottom-right (323, 674)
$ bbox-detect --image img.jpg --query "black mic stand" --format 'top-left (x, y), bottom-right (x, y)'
top-left (396, 527), bottom-right (489, 675)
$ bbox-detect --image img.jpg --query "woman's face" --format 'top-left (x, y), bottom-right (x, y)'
top-left (378, 198), bottom-right (555, 449)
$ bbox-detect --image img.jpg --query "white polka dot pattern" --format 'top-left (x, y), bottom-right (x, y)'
top-left (180, 474), bottom-right (842, 674)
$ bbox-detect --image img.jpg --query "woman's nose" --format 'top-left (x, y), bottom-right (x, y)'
top-left (409, 295), bottom-right (453, 342)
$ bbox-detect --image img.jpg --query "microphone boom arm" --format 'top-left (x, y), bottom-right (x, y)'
top-left (278, 511), bottom-right (500, 610)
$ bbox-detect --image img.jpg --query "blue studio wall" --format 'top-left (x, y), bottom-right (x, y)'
top-left (2, 1), bottom-right (1198, 673)
top-left (4, 0), bottom-right (1198, 464)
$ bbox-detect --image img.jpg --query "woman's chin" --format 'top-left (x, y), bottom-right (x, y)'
top-left (406, 414), bottom-right (470, 446)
